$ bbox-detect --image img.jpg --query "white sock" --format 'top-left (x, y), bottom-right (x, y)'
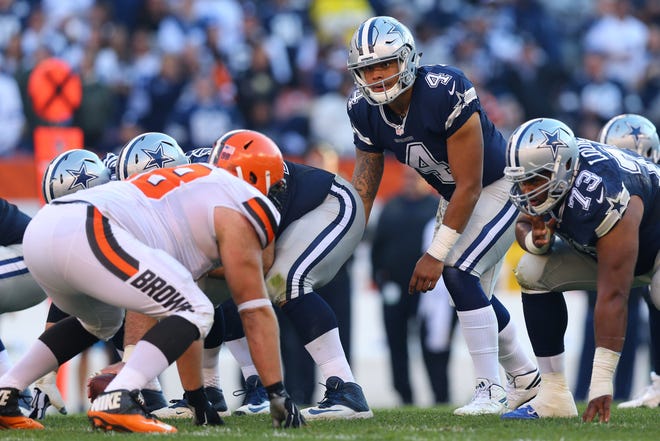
top-left (498, 320), bottom-right (536, 376)
top-left (304, 328), bottom-right (354, 383)
top-left (537, 353), bottom-right (565, 375)
top-left (143, 376), bottom-right (161, 391)
top-left (0, 340), bottom-right (58, 390)
top-left (457, 306), bottom-right (500, 384)
top-left (203, 346), bottom-right (221, 388)
top-left (226, 338), bottom-right (258, 379)
top-left (107, 341), bottom-right (168, 391)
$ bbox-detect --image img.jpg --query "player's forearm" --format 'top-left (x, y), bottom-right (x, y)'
top-left (351, 151), bottom-right (383, 223)
top-left (443, 184), bottom-right (480, 232)
top-left (593, 289), bottom-right (628, 352)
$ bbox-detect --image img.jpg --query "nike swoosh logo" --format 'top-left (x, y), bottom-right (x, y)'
top-left (308, 408), bottom-right (342, 415)
top-left (596, 188), bottom-right (604, 204)
top-left (247, 404), bottom-right (269, 413)
top-left (448, 81), bottom-right (456, 95)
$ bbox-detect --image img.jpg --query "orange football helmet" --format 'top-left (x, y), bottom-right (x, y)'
top-left (210, 129), bottom-right (285, 195)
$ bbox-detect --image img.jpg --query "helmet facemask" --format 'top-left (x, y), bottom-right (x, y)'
top-left (506, 155), bottom-right (575, 216)
top-left (350, 47), bottom-right (417, 105)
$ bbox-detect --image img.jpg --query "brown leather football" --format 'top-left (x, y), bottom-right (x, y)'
top-left (87, 372), bottom-right (116, 402)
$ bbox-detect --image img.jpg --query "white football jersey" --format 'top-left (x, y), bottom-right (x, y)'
top-left (57, 163), bottom-right (279, 279)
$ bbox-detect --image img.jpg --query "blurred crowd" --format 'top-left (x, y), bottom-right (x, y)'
top-left (0, 0), bottom-right (659, 158)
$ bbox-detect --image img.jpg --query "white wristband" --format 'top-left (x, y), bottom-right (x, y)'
top-left (426, 224), bottom-right (461, 262)
top-left (588, 347), bottom-right (620, 402)
top-left (122, 344), bottom-right (136, 362)
top-left (524, 231), bottom-right (551, 255)
top-left (237, 298), bottom-right (273, 312)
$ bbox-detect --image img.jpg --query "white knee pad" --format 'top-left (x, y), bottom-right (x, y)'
top-left (514, 253), bottom-right (549, 292)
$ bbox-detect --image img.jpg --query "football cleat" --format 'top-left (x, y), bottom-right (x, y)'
top-left (88, 389), bottom-right (176, 433)
top-left (505, 368), bottom-right (541, 410)
top-left (618, 371), bottom-right (660, 408)
top-left (233, 375), bottom-right (270, 416)
top-left (454, 379), bottom-right (508, 416)
top-left (501, 403), bottom-right (541, 419)
top-left (152, 386), bottom-right (230, 419)
top-left (140, 389), bottom-right (168, 413)
top-left (300, 376), bottom-right (373, 420)
top-left (501, 372), bottom-right (577, 419)
top-left (30, 371), bottom-right (67, 419)
top-left (0, 388), bottom-right (44, 430)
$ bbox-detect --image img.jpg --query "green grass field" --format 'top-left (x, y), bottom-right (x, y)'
top-left (7, 405), bottom-right (658, 441)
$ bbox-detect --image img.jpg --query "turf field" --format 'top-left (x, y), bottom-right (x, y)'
top-left (8, 405), bottom-right (658, 440)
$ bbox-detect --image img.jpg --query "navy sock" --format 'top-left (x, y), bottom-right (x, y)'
top-left (521, 292), bottom-right (567, 357)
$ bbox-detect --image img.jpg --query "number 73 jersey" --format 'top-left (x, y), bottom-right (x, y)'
top-left (552, 139), bottom-right (660, 276)
top-left (56, 163), bottom-right (280, 279)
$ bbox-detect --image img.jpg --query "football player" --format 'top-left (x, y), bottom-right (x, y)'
top-left (0, 160), bottom-right (304, 432)
top-left (346, 16), bottom-right (539, 415)
top-left (501, 118), bottom-right (660, 422)
top-left (599, 114), bottom-right (660, 409)
top-left (158, 130), bottom-right (373, 420)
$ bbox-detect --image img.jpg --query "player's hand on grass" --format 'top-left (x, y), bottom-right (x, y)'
top-left (582, 394), bottom-right (612, 423)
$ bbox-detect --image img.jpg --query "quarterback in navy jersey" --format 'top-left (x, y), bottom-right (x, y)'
top-left (347, 16), bottom-right (538, 415)
top-left (180, 131), bottom-right (372, 420)
top-left (503, 117), bottom-right (660, 422)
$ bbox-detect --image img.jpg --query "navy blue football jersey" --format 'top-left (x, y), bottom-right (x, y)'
top-left (185, 147), bottom-right (335, 234)
top-left (347, 64), bottom-right (507, 200)
top-left (274, 161), bottom-right (335, 234)
top-left (552, 139), bottom-right (660, 275)
top-left (0, 198), bottom-right (31, 246)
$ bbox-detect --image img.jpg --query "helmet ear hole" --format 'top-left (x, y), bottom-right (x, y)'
top-left (249, 171), bottom-right (258, 185)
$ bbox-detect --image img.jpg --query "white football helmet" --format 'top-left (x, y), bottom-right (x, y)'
top-left (347, 16), bottom-right (420, 105)
top-left (116, 132), bottom-right (188, 180)
top-left (42, 149), bottom-right (111, 203)
top-left (504, 118), bottom-right (579, 216)
top-left (598, 113), bottom-right (659, 163)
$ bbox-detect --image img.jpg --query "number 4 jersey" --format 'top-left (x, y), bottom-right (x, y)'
top-left (56, 163), bottom-right (280, 279)
top-left (347, 64), bottom-right (507, 200)
top-left (552, 139), bottom-right (660, 276)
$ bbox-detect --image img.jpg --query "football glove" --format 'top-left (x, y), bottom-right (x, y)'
top-left (268, 383), bottom-right (305, 428)
top-left (185, 387), bottom-right (224, 426)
